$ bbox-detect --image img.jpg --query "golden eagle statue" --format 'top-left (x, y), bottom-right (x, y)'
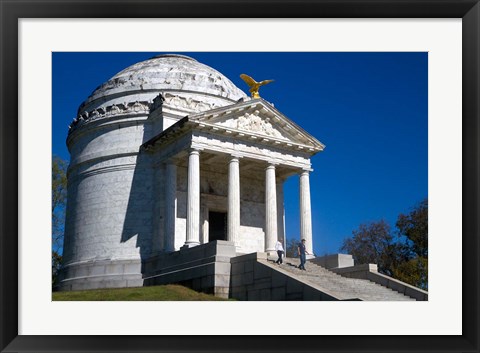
top-left (240, 74), bottom-right (274, 99)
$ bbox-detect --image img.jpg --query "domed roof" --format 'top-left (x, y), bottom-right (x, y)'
top-left (78, 54), bottom-right (247, 113)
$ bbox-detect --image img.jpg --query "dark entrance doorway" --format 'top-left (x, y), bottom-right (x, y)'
top-left (209, 211), bottom-right (227, 241)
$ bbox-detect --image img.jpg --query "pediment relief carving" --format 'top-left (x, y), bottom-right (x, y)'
top-left (216, 110), bottom-right (286, 139)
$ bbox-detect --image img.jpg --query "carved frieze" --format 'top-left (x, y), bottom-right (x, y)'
top-left (68, 101), bottom-right (150, 133)
top-left (163, 93), bottom-right (215, 112)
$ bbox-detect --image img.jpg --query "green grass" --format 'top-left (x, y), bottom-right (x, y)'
top-left (52, 284), bottom-right (230, 301)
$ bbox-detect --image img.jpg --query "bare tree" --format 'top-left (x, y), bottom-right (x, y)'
top-left (285, 238), bottom-right (298, 258)
top-left (52, 155), bottom-right (68, 287)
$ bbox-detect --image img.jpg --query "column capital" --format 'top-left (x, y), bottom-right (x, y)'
top-left (229, 154), bottom-right (242, 162)
top-left (188, 147), bottom-right (202, 155)
top-left (188, 147), bottom-right (200, 155)
top-left (265, 161), bottom-right (279, 170)
top-left (299, 168), bottom-right (313, 175)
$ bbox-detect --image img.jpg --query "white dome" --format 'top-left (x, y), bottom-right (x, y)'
top-left (78, 54), bottom-right (247, 114)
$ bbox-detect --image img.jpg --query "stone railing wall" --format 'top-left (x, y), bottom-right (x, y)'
top-left (309, 253), bottom-right (354, 269)
top-left (230, 253), bottom-right (339, 301)
top-left (143, 240), bottom-right (236, 298)
top-left (332, 264), bottom-right (428, 301)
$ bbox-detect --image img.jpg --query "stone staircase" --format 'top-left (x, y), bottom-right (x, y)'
top-left (262, 257), bottom-right (416, 301)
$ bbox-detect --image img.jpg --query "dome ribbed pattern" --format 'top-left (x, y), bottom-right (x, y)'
top-left (79, 54), bottom-right (246, 113)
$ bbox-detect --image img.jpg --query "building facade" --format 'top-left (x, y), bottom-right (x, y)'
top-left (59, 54), bottom-right (324, 291)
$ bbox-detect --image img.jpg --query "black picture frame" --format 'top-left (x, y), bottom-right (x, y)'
top-left (1, 1), bottom-right (479, 352)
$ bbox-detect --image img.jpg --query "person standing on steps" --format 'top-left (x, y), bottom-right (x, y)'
top-left (275, 240), bottom-right (285, 265)
top-left (297, 239), bottom-right (310, 270)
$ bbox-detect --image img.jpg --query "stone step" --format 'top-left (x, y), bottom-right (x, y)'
top-left (265, 256), bottom-right (415, 301)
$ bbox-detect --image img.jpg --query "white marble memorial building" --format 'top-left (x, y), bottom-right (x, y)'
top-left (59, 54), bottom-right (324, 291)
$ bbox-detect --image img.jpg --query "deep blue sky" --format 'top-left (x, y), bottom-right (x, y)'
top-left (52, 52), bottom-right (427, 255)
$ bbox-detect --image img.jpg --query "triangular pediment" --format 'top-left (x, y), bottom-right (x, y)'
top-left (189, 99), bottom-right (325, 152)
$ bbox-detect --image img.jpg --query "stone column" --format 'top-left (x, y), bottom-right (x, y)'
top-left (184, 148), bottom-right (200, 248)
top-left (228, 156), bottom-right (240, 249)
top-left (300, 170), bottom-right (314, 256)
top-left (164, 162), bottom-right (177, 252)
top-left (276, 178), bottom-right (285, 246)
top-left (265, 164), bottom-right (277, 252)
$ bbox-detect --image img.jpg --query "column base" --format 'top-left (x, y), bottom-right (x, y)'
top-left (265, 249), bottom-right (277, 258)
top-left (233, 245), bottom-right (243, 254)
top-left (181, 242), bottom-right (200, 249)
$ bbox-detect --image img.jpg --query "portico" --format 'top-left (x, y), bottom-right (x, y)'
top-left (142, 98), bottom-right (324, 255)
